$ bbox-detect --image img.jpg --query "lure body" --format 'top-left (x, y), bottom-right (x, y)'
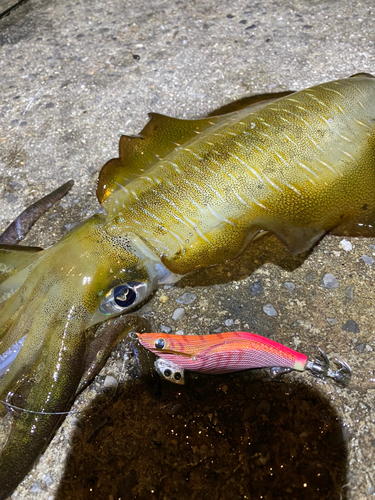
top-left (136, 331), bottom-right (351, 386)
top-left (137, 331), bottom-right (308, 374)
top-left (0, 74), bottom-right (370, 498)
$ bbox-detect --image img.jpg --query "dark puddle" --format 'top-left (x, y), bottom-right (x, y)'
top-left (56, 371), bottom-right (348, 500)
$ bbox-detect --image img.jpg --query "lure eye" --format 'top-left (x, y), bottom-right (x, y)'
top-left (164, 369), bottom-right (172, 377)
top-left (174, 372), bottom-right (181, 381)
top-left (98, 281), bottom-right (148, 315)
top-left (155, 338), bottom-right (165, 349)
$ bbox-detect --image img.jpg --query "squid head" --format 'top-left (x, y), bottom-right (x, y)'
top-left (0, 212), bottom-right (165, 498)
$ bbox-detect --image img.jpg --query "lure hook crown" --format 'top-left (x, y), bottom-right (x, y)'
top-left (306, 348), bottom-right (351, 387)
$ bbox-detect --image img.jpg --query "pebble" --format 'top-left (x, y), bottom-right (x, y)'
top-left (176, 292), bottom-right (197, 305)
top-left (326, 318), bottom-right (337, 326)
top-left (305, 272), bottom-right (315, 283)
top-left (256, 399), bottom-right (271, 414)
top-left (250, 281), bottom-right (263, 296)
top-left (160, 325), bottom-right (171, 333)
top-left (284, 281), bottom-right (295, 292)
top-left (322, 273), bottom-right (339, 289)
top-left (44, 472), bottom-right (53, 487)
top-left (104, 375), bottom-right (118, 389)
top-left (30, 482), bottom-right (42, 493)
top-left (225, 318), bottom-right (234, 327)
top-left (167, 403), bottom-right (182, 416)
top-left (159, 294), bottom-right (168, 303)
top-left (342, 320), bottom-right (360, 333)
top-left (240, 405), bottom-right (255, 422)
top-left (175, 330), bottom-right (184, 335)
top-left (355, 343), bottom-right (365, 353)
top-left (263, 303), bottom-right (277, 316)
top-left (339, 239), bottom-right (352, 251)
top-left (361, 254), bottom-right (374, 265)
top-left (344, 286), bottom-right (354, 300)
top-left (172, 307), bottom-right (185, 321)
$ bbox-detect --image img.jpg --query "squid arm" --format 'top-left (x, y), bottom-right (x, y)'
top-left (0, 306), bottom-right (151, 498)
top-left (77, 314), bottom-right (151, 395)
top-left (0, 180), bottom-right (74, 245)
top-left (0, 189), bottom-right (149, 499)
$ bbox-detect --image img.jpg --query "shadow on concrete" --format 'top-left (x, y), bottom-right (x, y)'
top-left (56, 370), bottom-right (348, 500)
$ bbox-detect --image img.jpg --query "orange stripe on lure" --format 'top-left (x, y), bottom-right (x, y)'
top-left (134, 331), bottom-right (351, 386)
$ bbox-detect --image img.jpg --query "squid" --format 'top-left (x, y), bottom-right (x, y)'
top-left (1, 73), bottom-right (375, 497)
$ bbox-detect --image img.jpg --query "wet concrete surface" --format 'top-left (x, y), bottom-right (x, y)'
top-left (0, 0), bottom-right (375, 498)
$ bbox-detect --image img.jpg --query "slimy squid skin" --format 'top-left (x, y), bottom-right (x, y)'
top-left (1, 73), bottom-right (375, 497)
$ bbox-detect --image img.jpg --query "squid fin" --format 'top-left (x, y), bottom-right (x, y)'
top-left (274, 226), bottom-right (326, 255)
top-left (349, 72), bottom-right (375, 79)
top-left (97, 113), bottom-right (222, 202)
top-left (255, 220), bottom-right (326, 255)
top-left (96, 89), bottom-right (295, 203)
top-left (330, 215), bottom-right (375, 238)
top-left (206, 90), bottom-right (294, 117)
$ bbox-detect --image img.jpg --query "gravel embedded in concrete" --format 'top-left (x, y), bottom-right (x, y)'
top-left (250, 281), bottom-right (263, 295)
top-left (360, 255), bottom-right (374, 265)
top-left (284, 281), bottom-right (295, 292)
top-left (322, 273), bottom-right (339, 289)
top-left (326, 318), bottom-right (338, 326)
top-left (175, 292), bottom-right (197, 305)
top-left (262, 303), bottom-right (278, 317)
top-left (172, 308), bottom-right (186, 321)
top-left (341, 320), bottom-right (360, 333)
top-left (339, 239), bottom-right (352, 251)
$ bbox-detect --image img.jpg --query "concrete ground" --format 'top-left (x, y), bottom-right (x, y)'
top-left (0, 0), bottom-right (374, 498)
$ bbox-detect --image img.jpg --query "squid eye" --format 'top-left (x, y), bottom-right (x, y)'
top-left (98, 281), bottom-right (148, 315)
top-left (113, 285), bottom-right (136, 308)
top-left (155, 338), bottom-right (165, 349)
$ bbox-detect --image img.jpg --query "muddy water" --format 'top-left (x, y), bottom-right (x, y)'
top-left (57, 370), bottom-right (347, 500)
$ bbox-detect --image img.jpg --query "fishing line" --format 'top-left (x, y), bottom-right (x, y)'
top-left (0, 400), bottom-right (72, 415)
top-left (0, 385), bottom-right (120, 416)
top-left (0, 339), bottom-right (146, 417)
